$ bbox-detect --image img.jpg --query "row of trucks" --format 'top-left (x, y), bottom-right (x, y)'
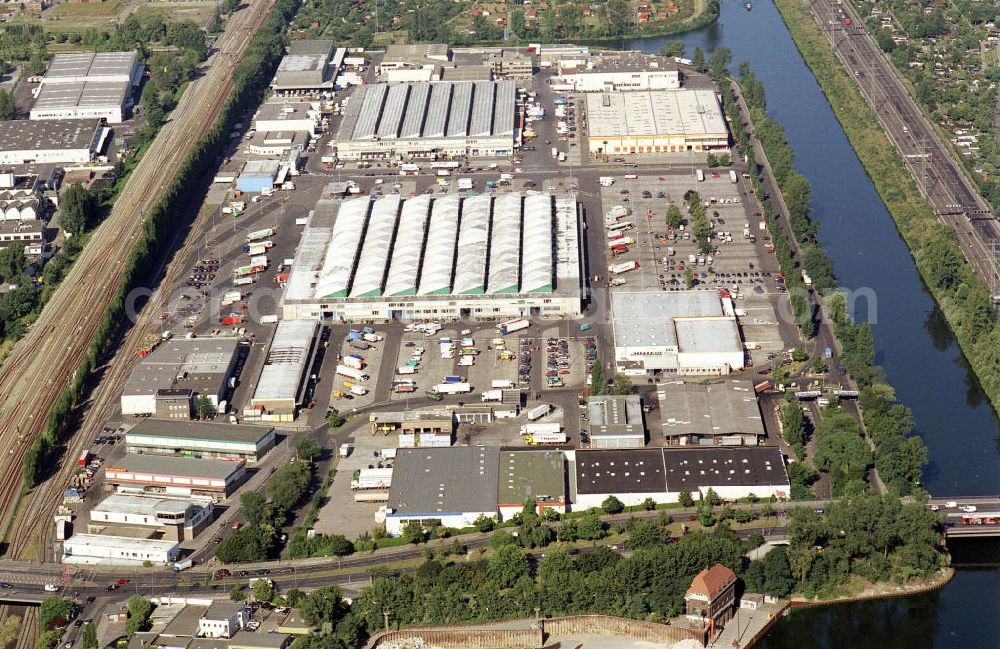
top-left (405, 322), bottom-right (443, 336)
top-left (347, 327), bottom-right (383, 344)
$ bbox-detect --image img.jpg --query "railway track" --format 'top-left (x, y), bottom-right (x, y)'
top-left (0, 0), bottom-right (275, 557)
top-left (808, 0), bottom-right (1000, 290)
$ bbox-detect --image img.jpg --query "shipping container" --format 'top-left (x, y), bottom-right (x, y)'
top-left (520, 422), bottom-right (561, 435)
top-left (343, 355), bottom-right (365, 370)
top-left (609, 260), bottom-right (640, 274)
top-left (351, 468), bottom-right (393, 490)
top-left (481, 389), bottom-right (504, 402)
top-left (491, 379), bottom-right (515, 389)
top-left (526, 404), bottom-right (551, 421)
top-left (336, 365), bottom-right (369, 381)
top-left (246, 228), bottom-right (275, 242)
top-left (396, 366), bottom-right (417, 375)
top-left (431, 382), bottom-right (472, 394)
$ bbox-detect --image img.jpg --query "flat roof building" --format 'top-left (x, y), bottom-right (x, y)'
top-left (104, 454), bottom-right (247, 498)
top-left (381, 43), bottom-right (450, 70)
top-left (0, 119), bottom-right (105, 166)
top-left (31, 52), bottom-right (142, 123)
top-left (586, 394), bottom-right (646, 448)
top-left (88, 492), bottom-right (214, 542)
top-left (335, 80), bottom-right (517, 159)
top-left (280, 193), bottom-right (582, 322)
top-left (586, 89), bottom-right (728, 155)
top-left (62, 534), bottom-right (179, 566)
top-left (254, 100), bottom-right (319, 135)
top-left (120, 338), bottom-right (240, 417)
top-left (246, 320), bottom-right (319, 421)
top-left (657, 379), bottom-right (765, 446)
top-left (272, 40), bottom-right (342, 92)
top-left (385, 446), bottom-right (500, 536)
top-left (497, 450), bottom-right (566, 520)
top-left (611, 291), bottom-right (744, 375)
top-left (125, 420), bottom-right (276, 464)
top-left (369, 410), bottom-right (454, 448)
top-left (572, 446), bottom-right (788, 509)
top-left (236, 159), bottom-right (281, 193)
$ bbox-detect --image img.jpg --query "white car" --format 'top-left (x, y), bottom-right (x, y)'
top-left (945, 501), bottom-right (957, 508)
top-left (960, 505), bottom-right (977, 513)
top-left (928, 504), bottom-right (939, 511)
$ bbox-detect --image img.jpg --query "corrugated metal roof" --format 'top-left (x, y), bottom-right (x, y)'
top-left (453, 195), bottom-right (491, 295)
top-left (423, 83), bottom-right (452, 138)
top-left (417, 195), bottom-right (460, 296)
top-left (352, 84), bottom-right (387, 140)
top-left (399, 83), bottom-right (430, 138)
top-left (520, 194), bottom-right (554, 293)
top-left (387, 447), bottom-right (500, 516)
top-left (492, 80), bottom-right (516, 135)
top-left (315, 199), bottom-right (370, 299)
top-left (376, 84), bottom-right (409, 139)
top-left (351, 195), bottom-right (401, 297)
top-left (446, 82), bottom-right (473, 137)
top-left (468, 81), bottom-right (495, 137)
top-left (384, 195), bottom-right (431, 296)
top-left (252, 320), bottom-right (318, 403)
top-left (488, 192), bottom-right (521, 294)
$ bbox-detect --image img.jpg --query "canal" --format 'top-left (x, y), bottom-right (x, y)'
top-left (626, 0), bottom-right (1000, 645)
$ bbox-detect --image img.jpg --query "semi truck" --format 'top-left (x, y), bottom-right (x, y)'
top-left (246, 228), bottom-right (275, 242)
top-left (363, 332), bottom-right (383, 343)
top-left (608, 237), bottom-right (635, 248)
top-left (351, 468), bottom-right (393, 490)
top-left (696, 169), bottom-right (705, 182)
top-left (599, 177), bottom-right (615, 187)
top-left (498, 318), bottom-right (529, 335)
top-left (520, 422), bottom-right (561, 436)
top-left (491, 379), bottom-right (514, 389)
top-left (350, 385), bottom-right (368, 396)
top-left (481, 389), bottom-right (504, 402)
top-left (396, 365), bottom-right (417, 375)
top-left (343, 354), bottom-right (365, 370)
top-left (729, 170), bottom-right (738, 183)
top-left (524, 431), bottom-right (567, 445)
top-left (526, 404), bottom-right (551, 421)
top-left (432, 382), bottom-right (472, 394)
top-left (336, 365), bottom-right (369, 382)
top-left (442, 375), bottom-right (465, 383)
top-left (609, 260), bottom-right (640, 274)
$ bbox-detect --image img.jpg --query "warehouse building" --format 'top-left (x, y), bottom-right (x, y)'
top-left (125, 420), bottom-right (276, 463)
top-left (385, 446), bottom-right (499, 536)
top-left (553, 67), bottom-right (679, 92)
top-left (254, 100), bottom-right (319, 135)
top-left (271, 40), bottom-right (343, 93)
top-left (246, 320), bottom-right (319, 421)
top-left (586, 89), bottom-right (728, 155)
top-left (381, 43), bottom-right (450, 71)
top-left (0, 189), bottom-right (42, 222)
top-left (236, 159), bottom-right (282, 193)
top-left (572, 446), bottom-right (789, 509)
top-left (0, 119), bottom-right (107, 165)
top-left (488, 50), bottom-right (534, 79)
top-left (586, 395), bottom-right (646, 448)
top-left (369, 410), bottom-right (454, 447)
top-left (120, 338), bottom-right (239, 417)
top-left (497, 450), bottom-right (566, 520)
top-left (62, 534), bottom-right (179, 566)
top-left (247, 130), bottom-right (309, 157)
top-left (280, 193), bottom-right (582, 321)
top-left (657, 379), bottom-right (765, 446)
top-left (88, 493), bottom-right (214, 542)
top-left (31, 52), bottom-right (143, 123)
top-left (335, 80), bottom-right (517, 159)
top-left (612, 291), bottom-right (744, 375)
top-left (104, 454), bottom-right (247, 499)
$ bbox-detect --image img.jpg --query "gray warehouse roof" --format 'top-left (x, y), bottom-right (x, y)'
top-left (575, 449), bottom-right (666, 495)
top-left (33, 80), bottom-right (129, 111)
top-left (343, 80), bottom-right (517, 142)
top-left (123, 338), bottom-right (239, 398)
top-left (388, 447), bottom-right (500, 515)
top-left (105, 453), bottom-right (246, 481)
top-left (384, 43), bottom-right (449, 63)
top-left (498, 450), bottom-right (565, 506)
top-left (0, 119), bottom-right (101, 152)
top-left (612, 291), bottom-right (723, 349)
top-left (43, 52), bottom-right (139, 83)
top-left (587, 395), bottom-right (645, 438)
top-left (656, 379), bottom-right (765, 438)
top-left (662, 447), bottom-right (788, 492)
top-left (126, 420), bottom-right (274, 445)
top-left (252, 320), bottom-right (319, 404)
top-left (586, 89), bottom-right (727, 139)
top-left (272, 40), bottom-right (337, 90)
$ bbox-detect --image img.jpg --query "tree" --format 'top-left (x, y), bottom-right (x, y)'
top-left (230, 586), bottom-right (246, 602)
top-left (760, 547), bottom-right (794, 597)
top-left (196, 394), bottom-right (216, 418)
top-left (608, 373), bottom-right (633, 395)
top-left (589, 359), bottom-right (605, 395)
top-left (605, 0), bottom-right (632, 38)
top-left (296, 437), bottom-right (321, 462)
top-left (666, 203), bottom-right (683, 229)
top-left (0, 243), bottom-right (27, 283)
top-left (328, 409), bottom-right (346, 428)
top-left (642, 497), bottom-right (657, 511)
top-left (875, 436), bottom-right (928, 493)
top-left (684, 266), bottom-right (694, 288)
top-left (0, 90), bottom-right (15, 120)
top-left (814, 410), bottom-right (872, 495)
top-left (474, 514), bottom-right (495, 533)
top-left (705, 488), bottom-right (722, 507)
top-left (487, 545), bottom-right (528, 588)
top-left (659, 41), bottom-right (685, 58)
top-left (216, 525), bottom-right (277, 563)
top-left (251, 578), bottom-right (276, 603)
top-left (240, 491), bottom-right (267, 527)
top-left (557, 519), bottom-right (578, 542)
top-left (602, 495), bottom-right (625, 515)
top-left (166, 20), bottom-right (208, 59)
top-left (81, 622), bottom-right (97, 649)
top-left (706, 152), bottom-right (719, 168)
top-left (678, 490), bottom-right (695, 507)
top-left (780, 400), bottom-right (807, 451)
top-left (60, 183), bottom-right (97, 235)
top-left (29, 47), bottom-right (47, 75)
top-left (39, 597), bottom-right (73, 633)
top-left (401, 521), bottom-right (425, 544)
top-left (575, 514), bottom-right (605, 540)
top-left (301, 585), bottom-right (348, 631)
top-left (223, 0), bottom-right (240, 13)
top-left (125, 595), bottom-right (153, 637)
top-left (208, 5), bottom-right (223, 33)
top-left (692, 47), bottom-right (706, 73)
top-left (627, 519), bottom-right (666, 550)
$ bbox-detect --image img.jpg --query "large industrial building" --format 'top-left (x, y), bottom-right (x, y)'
top-left (87, 493), bottom-right (214, 542)
top-left (553, 68), bottom-right (680, 92)
top-left (271, 40), bottom-right (343, 93)
top-left (572, 446), bottom-right (789, 509)
top-left (585, 89), bottom-right (728, 155)
top-left (254, 100), bottom-right (319, 135)
top-left (0, 119), bottom-right (107, 165)
top-left (586, 395), bottom-right (647, 448)
top-left (104, 454), bottom-right (247, 498)
top-left (657, 379), bottom-right (765, 446)
top-left (385, 446), bottom-right (500, 536)
top-left (280, 192), bottom-right (582, 322)
top-left (612, 291), bottom-right (745, 375)
top-left (62, 534), bottom-right (179, 566)
top-left (125, 420), bottom-right (276, 463)
top-left (30, 52), bottom-right (143, 123)
top-left (245, 320), bottom-right (319, 421)
top-left (497, 450), bottom-right (566, 520)
top-left (335, 80), bottom-right (517, 159)
top-left (120, 337), bottom-right (239, 417)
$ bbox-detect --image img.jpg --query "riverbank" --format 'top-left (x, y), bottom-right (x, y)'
top-left (789, 566), bottom-right (955, 609)
top-left (772, 0), bottom-right (1000, 414)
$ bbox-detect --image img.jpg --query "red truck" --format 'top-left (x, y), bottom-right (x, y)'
top-left (221, 315), bottom-right (246, 326)
top-left (77, 451), bottom-right (90, 467)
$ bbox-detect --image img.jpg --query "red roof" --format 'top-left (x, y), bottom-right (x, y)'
top-left (686, 564), bottom-right (737, 599)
